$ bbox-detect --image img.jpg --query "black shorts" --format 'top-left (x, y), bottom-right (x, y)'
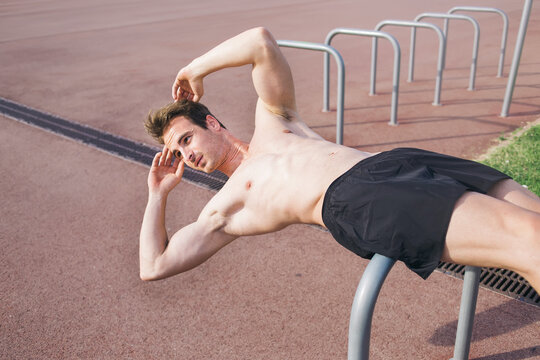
top-left (322, 148), bottom-right (511, 279)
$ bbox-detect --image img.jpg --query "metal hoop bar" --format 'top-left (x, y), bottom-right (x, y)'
top-left (348, 254), bottom-right (396, 360)
top-left (375, 20), bottom-right (446, 105)
top-left (325, 28), bottom-right (401, 125)
top-left (450, 266), bottom-right (481, 360)
top-left (449, 6), bottom-right (508, 78)
top-left (415, 13), bottom-right (480, 90)
top-left (277, 40), bottom-right (346, 144)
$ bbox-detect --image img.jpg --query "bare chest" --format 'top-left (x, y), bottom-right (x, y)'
top-left (222, 154), bottom-right (325, 235)
top-left (205, 135), bottom-right (369, 237)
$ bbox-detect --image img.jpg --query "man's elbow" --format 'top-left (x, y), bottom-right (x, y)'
top-left (250, 27), bottom-right (278, 55)
top-left (252, 26), bottom-right (274, 42)
top-left (139, 261), bottom-right (189, 281)
top-left (139, 268), bottom-right (159, 282)
top-left (139, 261), bottom-right (166, 282)
top-left (139, 272), bottom-right (153, 282)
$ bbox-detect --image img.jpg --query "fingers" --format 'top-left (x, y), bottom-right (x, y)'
top-left (158, 145), bottom-right (173, 166)
top-left (174, 158), bottom-right (185, 177)
top-left (152, 152), bottom-right (161, 167)
top-left (172, 69), bottom-right (183, 100)
top-left (171, 67), bottom-right (202, 102)
top-left (172, 81), bottom-right (188, 101)
top-left (172, 83), bottom-right (178, 101)
top-left (175, 87), bottom-right (196, 102)
top-left (172, 83), bottom-right (193, 101)
top-left (164, 146), bottom-right (173, 166)
top-left (154, 146), bottom-right (180, 170)
top-left (172, 70), bottom-right (189, 101)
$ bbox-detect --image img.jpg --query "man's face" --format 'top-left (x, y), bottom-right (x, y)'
top-left (163, 115), bottom-right (225, 173)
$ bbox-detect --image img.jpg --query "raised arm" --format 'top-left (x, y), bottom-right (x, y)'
top-left (139, 146), bottom-right (236, 281)
top-left (172, 27), bottom-right (296, 116)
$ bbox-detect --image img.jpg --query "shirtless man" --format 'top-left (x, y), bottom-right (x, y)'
top-left (139, 27), bottom-right (540, 292)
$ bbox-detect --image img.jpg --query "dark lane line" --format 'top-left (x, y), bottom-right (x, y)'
top-left (0, 97), bottom-right (228, 191)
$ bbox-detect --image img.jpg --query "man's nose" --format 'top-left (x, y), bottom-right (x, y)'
top-left (178, 148), bottom-right (192, 162)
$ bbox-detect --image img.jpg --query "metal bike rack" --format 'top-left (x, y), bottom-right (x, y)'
top-left (348, 255), bottom-right (481, 360)
top-left (375, 20), bottom-right (446, 105)
top-left (276, 40), bottom-right (346, 144)
top-left (501, 0), bottom-right (534, 117)
top-left (348, 254), bottom-right (396, 360)
top-left (414, 13), bottom-right (480, 91)
top-left (324, 28), bottom-right (401, 125)
top-left (448, 6), bottom-right (509, 78)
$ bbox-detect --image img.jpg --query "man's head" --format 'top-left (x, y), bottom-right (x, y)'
top-left (146, 99), bottom-right (231, 173)
top-left (145, 99), bottom-right (226, 144)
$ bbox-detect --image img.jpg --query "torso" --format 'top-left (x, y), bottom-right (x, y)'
top-left (199, 104), bottom-right (375, 237)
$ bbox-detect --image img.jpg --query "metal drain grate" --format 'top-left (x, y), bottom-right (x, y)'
top-left (2, 96), bottom-right (538, 307)
top-left (438, 262), bottom-right (539, 307)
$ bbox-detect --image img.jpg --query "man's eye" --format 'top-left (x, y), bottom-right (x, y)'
top-left (183, 136), bottom-right (191, 144)
top-left (175, 151), bottom-right (182, 159)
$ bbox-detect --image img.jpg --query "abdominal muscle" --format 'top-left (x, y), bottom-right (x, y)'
top-left (210, 135), bottom-right (374, 236)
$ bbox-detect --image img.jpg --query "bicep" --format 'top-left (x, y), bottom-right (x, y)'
top-left (156, 220), bottom-right (237, 279)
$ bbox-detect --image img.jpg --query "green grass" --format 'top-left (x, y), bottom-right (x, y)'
top-left (481, 124), bottom-right (540, 196)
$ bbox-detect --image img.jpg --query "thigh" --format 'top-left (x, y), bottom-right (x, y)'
top-left (441, 191), bottom-right (537, 274)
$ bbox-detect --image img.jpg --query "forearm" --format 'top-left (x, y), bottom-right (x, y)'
top-left (139, 193), bottom-right (169, 280)
top-left (187, 27), bottom-right (274, 79)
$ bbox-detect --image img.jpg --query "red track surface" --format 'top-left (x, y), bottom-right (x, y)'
top-left (1, 1), bottom-right (539, 359)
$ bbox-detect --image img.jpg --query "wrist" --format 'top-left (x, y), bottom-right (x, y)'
top-left (148, 190), bottom-right (168, 202)
top-left (188, 57), bottom-right (208, 79)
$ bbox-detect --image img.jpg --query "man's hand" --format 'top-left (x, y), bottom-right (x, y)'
top-left (148, 146), bottom-right (184, 196)
top-left (172, 66), bottom-right (203, 102)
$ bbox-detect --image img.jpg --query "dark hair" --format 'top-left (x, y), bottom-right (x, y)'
top-left (145, 99), bottom-right (226, 144)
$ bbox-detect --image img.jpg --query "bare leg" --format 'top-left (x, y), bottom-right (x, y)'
top-left (441, 191), bottom-right (540, 293)
top-left (488, 179), bottom-right (540, 213)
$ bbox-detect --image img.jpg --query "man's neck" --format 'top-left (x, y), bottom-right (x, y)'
top-left (216, 139), bottom-right (249, 177)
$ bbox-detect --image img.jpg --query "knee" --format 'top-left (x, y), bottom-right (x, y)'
top-left (513, 212), bottom-right (540, 244)
top-left (526, 213), bottom-right (540, 240)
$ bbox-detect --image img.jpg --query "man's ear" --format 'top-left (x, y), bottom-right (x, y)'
top-left (205, 115), bottom-right (221, 131)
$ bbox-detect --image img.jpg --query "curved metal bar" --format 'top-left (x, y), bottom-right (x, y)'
top-left (415, 13), bottom-right (480, 91)
top-left (277, 40), bottom-right (345, 144)
top-left (375, 20), bottom-right (446, 105)
top-left (501, 0), bottom-right (533, 117)
top-left (325, 28), bottom-right (401, 125)
top-left (450, 266), bottom-right (481, 360)
top-left (449, 6), bottom-right (508, 78)
top-left (348, 254), bottom-right (396, 360)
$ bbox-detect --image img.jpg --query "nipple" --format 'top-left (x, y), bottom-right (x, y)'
top-left (245, 181), bottom-right (252, 190)
top-left (283, 129), bottom-right (292, 134)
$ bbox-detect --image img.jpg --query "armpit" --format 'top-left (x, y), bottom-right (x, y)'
top-left (206, 210), bottom-right (228, 232)
top-left (259, 99), bottom-right (296, 122)
top-left (200, 197), bottom-right (245, 233)
top-left (273, 107), bottom-right (295, 122)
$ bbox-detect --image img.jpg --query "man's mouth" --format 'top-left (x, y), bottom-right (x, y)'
top-left (195, 155), bottom-right (202, 168)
